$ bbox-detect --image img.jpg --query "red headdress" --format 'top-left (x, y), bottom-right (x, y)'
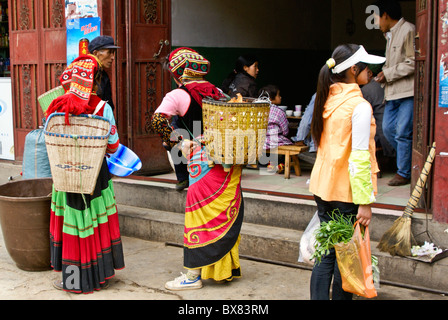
top-left (46, 55), bottom-right (102, 124)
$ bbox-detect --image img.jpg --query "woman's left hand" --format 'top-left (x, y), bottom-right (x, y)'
top-left (356, 204), bottom-right (372, 226)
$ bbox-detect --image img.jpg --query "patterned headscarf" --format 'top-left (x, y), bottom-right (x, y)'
top-left (46, 55), bottom-right (102, 124)
top-left (168, 47), bottom-right (224, 106)
top-left (168, 47), bottom-right (210, 82)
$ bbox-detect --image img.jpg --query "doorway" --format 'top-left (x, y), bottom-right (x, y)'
top-left (114, 0), bottom-right (173, 176)
top-left (142, 0), bottom-right (434, 211)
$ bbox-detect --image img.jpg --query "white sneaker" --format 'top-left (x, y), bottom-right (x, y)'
top-left (165, 272), bottom-right (203, 291)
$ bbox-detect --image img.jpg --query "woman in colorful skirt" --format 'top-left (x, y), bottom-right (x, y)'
top-left (46, 54), bottom-right (124, 294)
top-left (151, 47), bottom-right (243, 290)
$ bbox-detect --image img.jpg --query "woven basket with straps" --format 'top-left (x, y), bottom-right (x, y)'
top-left (44, 112), bottom-right (111, 194)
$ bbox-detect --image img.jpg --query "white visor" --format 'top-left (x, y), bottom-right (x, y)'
top-left (332, 45), bottom-right (386, 74)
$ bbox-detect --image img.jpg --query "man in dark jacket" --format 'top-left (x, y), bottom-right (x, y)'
top-left (88, 35), bottom-right (120, 111)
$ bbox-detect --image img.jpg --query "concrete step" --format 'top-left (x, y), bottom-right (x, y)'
top-left (114, 178), bottom-right (448, 294)
top-left (117, 204), bottom-right (303, 265)
top-left (116, 203), bottom-right (448, 294)
top-left (113, 178), bottom-right (448, 244)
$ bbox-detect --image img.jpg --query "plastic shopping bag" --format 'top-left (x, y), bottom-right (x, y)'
top-left (334, 221), bottom-right (377, 298)
top-left (298, 211), bottom-right (320, 266)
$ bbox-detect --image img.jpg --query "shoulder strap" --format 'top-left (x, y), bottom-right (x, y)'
top-left (93, 100), bottom-right (106, 115)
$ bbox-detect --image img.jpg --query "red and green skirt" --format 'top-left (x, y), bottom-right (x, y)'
top-left (49, 158), bottom-right (125, 294)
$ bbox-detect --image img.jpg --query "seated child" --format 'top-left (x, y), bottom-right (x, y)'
top-left (260, 84), bottom-right (293, 173)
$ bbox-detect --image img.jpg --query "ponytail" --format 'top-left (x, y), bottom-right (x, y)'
top-left (311, 64), bottom-right (332, 148)
top-left (311, 43), bottom-right (364, 148)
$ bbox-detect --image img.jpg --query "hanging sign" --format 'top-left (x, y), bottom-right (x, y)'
top-left (65, 0), bottom-right (98, 20)
top-left (65, 0), bottom-right (100, 65)
top-left (439, 2), bottom-right (448, 107)
top-left (66, 17), bottom-right (101, 65)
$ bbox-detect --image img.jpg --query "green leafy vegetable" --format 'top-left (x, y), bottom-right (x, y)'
top-left (311, 210), bottom-right (354, 264)
top-left (310, 209), bottom-right (380, 287)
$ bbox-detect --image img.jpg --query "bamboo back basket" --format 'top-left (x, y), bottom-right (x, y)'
top-left (202, 98), bottom-right (270, 166)
top-left (43, 113), bottom-right (111, 194)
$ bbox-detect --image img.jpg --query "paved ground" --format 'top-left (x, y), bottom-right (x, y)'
top-left (0, 161), bottom-right (447, 311)
top-left (0, 226), bottom-right (446, 302)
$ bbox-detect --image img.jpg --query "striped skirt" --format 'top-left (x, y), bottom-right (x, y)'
top-left (49, 158), bottom-right (125, 294)
top-left (183, 146), bottom-right (243, 281)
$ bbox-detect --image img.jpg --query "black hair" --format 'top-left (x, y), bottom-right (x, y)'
top-left (221, 54), bottom-right (259, 93)
top-left (259, 84), bottom-right (279, 100)
top-left (234, 54), bottom-right (258, 74)
top-left (311, 44), bottom-right (368, 147)
top-left (367, 63), bottom-right (383, 76)
top-left (373, 0), bottom-right (402, 20)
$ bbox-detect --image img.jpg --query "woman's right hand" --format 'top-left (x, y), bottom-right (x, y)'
top-left (356, 204), bottom-right (372, 226)
top-left (180, 139), bottom-right (199, 157)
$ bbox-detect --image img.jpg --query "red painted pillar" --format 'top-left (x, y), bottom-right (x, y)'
top-left (433, 0), bottom-right (448, 222)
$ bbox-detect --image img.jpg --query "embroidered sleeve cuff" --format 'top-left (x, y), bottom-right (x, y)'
top-left (151, 113), bottom-right (180, 148)
top-left (348, 150), bottom-right (376, 205)
top-left (107, 140), bottom-right (120, 154)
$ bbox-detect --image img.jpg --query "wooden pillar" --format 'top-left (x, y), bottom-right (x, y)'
top-left (433, 0), bottom-right (448, 222)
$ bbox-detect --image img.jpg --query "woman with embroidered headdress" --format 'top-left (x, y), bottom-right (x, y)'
top-left (46, 53), bottom-right (124, 294)
top-left (151, 47), bottom-right (243, 290)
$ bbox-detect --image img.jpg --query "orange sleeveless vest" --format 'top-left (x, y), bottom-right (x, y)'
top-left (309, 83), bottom-right (379, 203)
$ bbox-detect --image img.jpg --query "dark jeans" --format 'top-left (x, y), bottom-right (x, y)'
top-left (310, 195), bottom-right (358, 300)
top-left (382, 97), bottom-right (414, 179)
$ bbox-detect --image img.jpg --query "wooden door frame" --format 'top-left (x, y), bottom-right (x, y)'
top-left (113, 0), bottom-right (172, 175)
top-left (411, 0), bottom-right (437, 211)
top-left (432, 0), bottom-right (448, 222)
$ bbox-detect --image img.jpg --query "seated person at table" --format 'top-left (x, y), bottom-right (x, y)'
top-left (292, 93), bottom-right (317, 153)
top-left (260, 85), bottom-right (292, 173)
top-left (291, 93), bottom-right (317, 165)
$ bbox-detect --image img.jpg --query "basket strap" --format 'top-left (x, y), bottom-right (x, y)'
top-left (180, 118), bottom-right (203, 146)
top-left (73, 134), bottom-right (89, 209)
top-left (93, 100), bottom-right (106, 116)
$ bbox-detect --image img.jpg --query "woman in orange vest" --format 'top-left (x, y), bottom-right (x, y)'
top-left (309, 44), bottom-right (385, 300)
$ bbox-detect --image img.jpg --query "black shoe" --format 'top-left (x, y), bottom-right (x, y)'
top-left (175, 180), bottom-right (189, 191)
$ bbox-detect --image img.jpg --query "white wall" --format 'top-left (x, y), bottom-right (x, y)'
top-left (172, 0), bottom-right (416, 52)
top-left (172, 0), bottom-right (332, 50)
top-left (330, 0), bottom-right (416, 51)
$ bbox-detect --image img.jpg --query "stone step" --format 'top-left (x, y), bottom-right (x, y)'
top-left (117, 204), bottom-right (302, 265)
top-left (117, 203), bottom-right (448, 294)
top-left (113, 178), bottom-right (448, 245)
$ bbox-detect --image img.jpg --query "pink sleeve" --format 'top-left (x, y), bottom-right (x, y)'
top-left (154, 88), bottom-right (191, 117)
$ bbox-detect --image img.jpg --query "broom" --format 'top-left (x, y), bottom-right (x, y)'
top-left (377, 142), bottom-right (436, 256)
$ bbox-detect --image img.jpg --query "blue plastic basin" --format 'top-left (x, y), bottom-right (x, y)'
top-left (106, 144), bottom-right (142, 177)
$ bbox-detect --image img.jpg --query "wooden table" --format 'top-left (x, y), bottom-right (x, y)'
top-left (268, 144), bottom-right (309, 179)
